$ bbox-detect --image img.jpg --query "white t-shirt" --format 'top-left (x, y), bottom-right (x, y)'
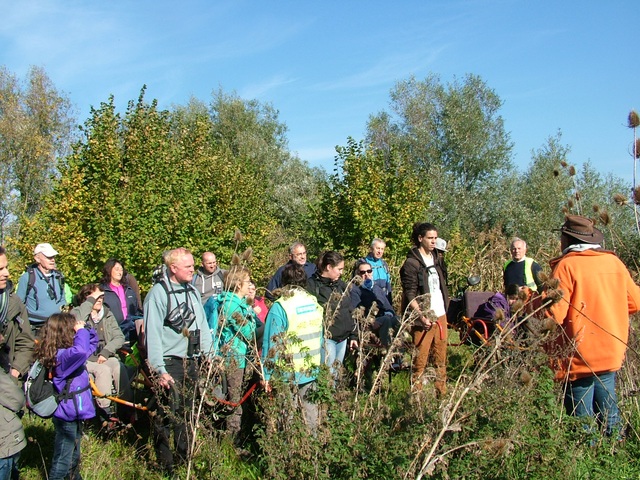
top-left (420, 252), bottom-right (446, 317)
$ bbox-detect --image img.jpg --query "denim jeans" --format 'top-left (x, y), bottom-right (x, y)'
top-left (49, 418), bottom-right (83, 480)
top-left (324, 338), bottom-right (348, 379)
top-left (564, 371), bottom-right (620, 436)
top-left (0, 452), bottom-right (20, 480)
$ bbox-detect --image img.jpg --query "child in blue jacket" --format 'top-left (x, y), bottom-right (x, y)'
top-left (34, 312), bottom-right (98, 480)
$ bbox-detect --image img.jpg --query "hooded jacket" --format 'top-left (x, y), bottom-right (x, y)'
top-left (71, 297), bottom-right (125, 362)
top-left (0, 286), bottom-right (35, 377)
top-left (548, 248), bottom-right (640, 381)
top-left (306, 273), bottom-right (355, 343)
top-left (53, 327), bottom-right (99, 421)
top-left (192, 267), bottom-right (226, 305)
top-left (214, 291), bottom-right (258, 369)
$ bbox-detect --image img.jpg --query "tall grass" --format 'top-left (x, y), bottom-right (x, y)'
top-left (15, 236), bottom-right (640, 479)
top-left (17, 316), bottom-right (640, 479)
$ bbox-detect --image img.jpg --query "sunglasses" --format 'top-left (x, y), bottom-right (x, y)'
top-left (358, 269), bottom-right (373, 274)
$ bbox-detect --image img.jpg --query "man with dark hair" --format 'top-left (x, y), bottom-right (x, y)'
top-left (266, 242), bottom-right (316, 301)
top-left (261, 263), bottom-right (324, 433)
top-left (548, 215), bottom-right (640, 437)
top-left (400, 222), bottom-right (449, 397)
top-left (0, 247), bottom-right (34, 381)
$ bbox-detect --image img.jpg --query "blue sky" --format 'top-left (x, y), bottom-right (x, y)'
top-left (1, 1), bottom-right (638, 183)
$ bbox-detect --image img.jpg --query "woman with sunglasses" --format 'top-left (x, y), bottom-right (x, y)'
top-left (351, 261), bottom-right (399, 348)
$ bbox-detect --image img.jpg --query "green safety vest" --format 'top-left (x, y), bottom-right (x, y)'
top-left (276, 291), bottom-right (324, 373)
top-left (503, 257), bottom-right (537, 291)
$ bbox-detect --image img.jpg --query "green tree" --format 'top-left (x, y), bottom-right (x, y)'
top-left (0, 65), bottom-right (75, 240)
top-left (365, 74), bottom-right (514, 237)
top-left (315, 138), bottom-right (425, 259)
top-left (208, 89), bottom-right (324, 265)
top-left (15, 88), bottom-right (291, 292)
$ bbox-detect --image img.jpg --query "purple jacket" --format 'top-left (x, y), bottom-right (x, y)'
top-left (474, 292), bottom-right (511, 327)
top-left (53, 328), bottom-right (98, 421)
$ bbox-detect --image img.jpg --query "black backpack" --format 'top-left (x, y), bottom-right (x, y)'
top-left (24, 360), bottom-right (84, 418)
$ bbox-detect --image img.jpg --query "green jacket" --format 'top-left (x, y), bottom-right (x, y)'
top-left (2, 289), bottom-right (35, 377)
top-left (72, 297), bottom-right (125, 361)
top-left (218, 291), bottom-right (257, 369)
top-left (0, 369), bottom-right (26, 458)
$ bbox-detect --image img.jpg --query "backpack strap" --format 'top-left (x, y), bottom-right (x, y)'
top-left (158, 278), bottom-right (197, 328)
top-left (56, 375), bottom-right (91, 416)
top-left (25, 266), bottom-right (39, 312)
top-left (25, 266), bottom-right (65, 314)
top-left (382, 259), bottom-right (390, 275)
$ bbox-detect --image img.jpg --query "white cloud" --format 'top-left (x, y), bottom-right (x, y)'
top-left (311, 47), bottom-right (448, 92)
top-left (240, 75), bottom-right (299, 100)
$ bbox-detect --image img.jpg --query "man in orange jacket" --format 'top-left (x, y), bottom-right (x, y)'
top-left (548, 215), bottom-right (640, 437)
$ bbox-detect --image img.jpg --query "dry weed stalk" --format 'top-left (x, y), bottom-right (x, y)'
top-left (363, 311), bottom-right (413, 410)
top-left (627, 110), bottom-right (640, 236)
top-left (409, 295), bottom-right (556, 479)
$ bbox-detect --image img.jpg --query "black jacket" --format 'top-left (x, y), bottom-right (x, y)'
top-left (306, 273), bottom-right (356, 343)
top-left (400, 247), bottom-right (449, 316)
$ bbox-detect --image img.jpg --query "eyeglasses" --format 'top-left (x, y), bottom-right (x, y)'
top-left (358, 269), bottom-right (373, 274)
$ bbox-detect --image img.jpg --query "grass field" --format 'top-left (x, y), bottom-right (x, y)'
top-left (14, 324), bottom-right (640, 479)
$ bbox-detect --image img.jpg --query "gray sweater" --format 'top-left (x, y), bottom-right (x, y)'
top-left (144, 280), bottom-right (213, 375)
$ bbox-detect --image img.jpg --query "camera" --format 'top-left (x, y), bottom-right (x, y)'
top-left (187, 329), bottom-right (201, 357)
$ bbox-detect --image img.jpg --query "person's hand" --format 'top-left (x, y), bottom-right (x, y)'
top-left (261, 380), bottom-right (272, 393)
top-left (9, 368), bottom-right (20, 379)
top-left (74, 320), bottom-right (85, 332)
top-left (349, 339), bottom-right (358, 351)
top-left (158, 373), bottom-right (174, 389)
top-left (97, 355), bottom-right (107, 364)
top-left (419, 315), bottom-right (433, 329)
top-left (89, 289), bottom-right (104, 300)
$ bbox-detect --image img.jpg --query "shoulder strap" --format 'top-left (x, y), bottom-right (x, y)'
top-left (159, 278), bottom-right (197, 324)
top-left (26, 266), bottom-right (39, 311)
top-left (158, 279), bottom-right (172, 321)
top-left (55, 269), bottom-right (65, 291)
top-left (382, 259), bottom-right (390, 273)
